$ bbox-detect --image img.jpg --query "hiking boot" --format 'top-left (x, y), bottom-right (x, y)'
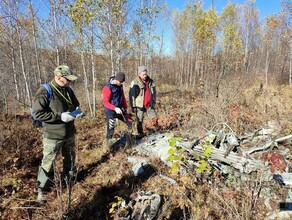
top-left (36, 188), bottom-right (46, 204)
top-left (107, 138), bottom-right (119, 147)
top-left (123, 132), bottom-right (136, 147)
top-left (137, 133), bottom-right (146, 139)
top-left (127, 121), bottom-right (133, 130)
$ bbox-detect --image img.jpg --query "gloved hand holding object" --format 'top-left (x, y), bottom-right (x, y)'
top-left (75, 112), bottom-right (83, 119)
top-left (115, 107), bottom-right (122, 114)
top-left (70, 107), bottom-right (84, 118)
top-left (61, 112), bottom-right (75, 122)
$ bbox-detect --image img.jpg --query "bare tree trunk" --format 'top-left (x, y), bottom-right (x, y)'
top-left (29, 3), bottom-right (42, 85)
top-left (107, 12), bottom-right (115, 76)
top-left (195, 44), bottom-right (200, 85)
top-left (176, 53), bottom-right (180, 87)
top-left (189, 47), bottom-right (194, 86)
top-left (192, 45), bottom-right (199, 87)
top-left (145, 42), bottom-right (150, 73)
top-left (177, 54), bottom-right (181, 87)
top-left (90, 27), bottom-right (96, 117)
top-left (289, 39), bottom-right (292, 86)
top-left (244, 20), bottom-right (250, 75)
top-left (7, 6), bottom-right (20, 102)
top-left (117, 48), bottom-right (121, 72)
top-left (186, 52), bottom-right (190, 89)
top-left (139, 0), bottom-right (144, 65)
top-left (81, 51), bottom-right (93, 116)
top-left (138, 40), bottom-right (143, 65)
top-left (200, 46), bottom-right (205, 92)
top-left (116, 16), bottom-right (122, 72)
top-left (10, 28), bottom-right (20, 101)
top-left (91, 51), bottom-right (96, 118)
top-left (180, 54), bottom-right (184, 88)
top-left (1, 86), bottom-right (8, 114)
top-left (16, 23), bottom-right (31, 106)
top-left (265, 49), bottom-right (269, 87)
top-left (11, 48), bottom-right (19, 100)
top-left (51, 0), bottom-right (60, 65)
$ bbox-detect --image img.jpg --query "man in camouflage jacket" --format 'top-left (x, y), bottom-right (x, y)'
top-left (33, 65), bottom-right (82, 202)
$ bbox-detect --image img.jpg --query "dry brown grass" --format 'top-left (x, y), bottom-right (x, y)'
top-left (1, 76), bottom-right (292, 219)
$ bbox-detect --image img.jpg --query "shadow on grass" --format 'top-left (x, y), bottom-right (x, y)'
top-left (76, 153), bottom-right (110, 183)
top-left (168, 207), bottom-right (190, 220)
top-left (66, 164), bottom-right (157, 219)
top-left (76, 132), bottom-right (140, 183)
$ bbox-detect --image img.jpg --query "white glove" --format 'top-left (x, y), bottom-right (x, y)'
top-left (114, 107), bottom-right (122, 114)
top-left (61, 112), bottom-right (75, 123)
top-left (75, 112), bottom-right (84, 119)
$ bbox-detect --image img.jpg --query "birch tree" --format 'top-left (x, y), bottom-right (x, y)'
top-left (67, 1), bottom-right (98, 117)
top-left (132, 0), bottom-right (165, 70)
top-left (172, 2), bottom-right (204, 89)
top-left (193, 7), bottom-right (219, 96)
top-left (239, 0), bottom-right (259, 75)
top-left (279, 0), bottom-right (292, 84)
top-left (261, 16), bottom-right (281, 86)
top-left (0, 1), bottom-right (21, 108)
top-left (28, 2), bottom-right (42, 85)
top-left (68, 0), bottom-right (130, 116)
top-left (0, 14), bottom-right (13, 113)
top-left (15, 17), bottom-right (31, 105)
top-left (172, 6), bottom-right (193, 88)
top-left (3, 0), bottom-right (32, 107)
top-left (220, 3), bottom-right (243, 76)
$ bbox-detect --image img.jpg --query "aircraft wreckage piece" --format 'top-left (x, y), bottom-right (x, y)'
top-left (135, 133), bottom-right (264, 174)
top-left (184, 143), bottom-right (264, 173)
top-left (242, 134), bottom-right (292, 155)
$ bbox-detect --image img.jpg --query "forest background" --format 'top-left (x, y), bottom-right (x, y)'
top-left (1, 0), bottom-right (292, 219)
top-left (0, 0), bottom-right (291, 115)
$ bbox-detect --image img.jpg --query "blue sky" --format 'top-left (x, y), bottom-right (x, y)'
top-left (27, 0), bottom-right (283, 55)
top-left (162, 0), bottom-right (282, 54)
top-left (167, 0), bottom-right (282, 20)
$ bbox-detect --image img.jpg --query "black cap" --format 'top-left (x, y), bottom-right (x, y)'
top-left (115, 72), bottom-right (125, 82)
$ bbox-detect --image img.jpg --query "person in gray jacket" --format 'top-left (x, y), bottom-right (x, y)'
top-left (129, 66), bottom-right (157, 137)
top-left (32, 65), bottom-right (83, 203)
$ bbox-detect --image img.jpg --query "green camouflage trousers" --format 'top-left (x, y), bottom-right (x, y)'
top-left (37, 136), bottom-right (76, 189)
top-left (136, 107), bottom-right (157, 135)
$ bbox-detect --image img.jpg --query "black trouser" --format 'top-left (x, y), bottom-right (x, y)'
top-left (105, 108), bottom-right (132, 139)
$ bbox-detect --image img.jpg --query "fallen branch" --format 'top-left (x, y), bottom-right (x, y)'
top-left (10, 206), bottom-right (44, 210)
